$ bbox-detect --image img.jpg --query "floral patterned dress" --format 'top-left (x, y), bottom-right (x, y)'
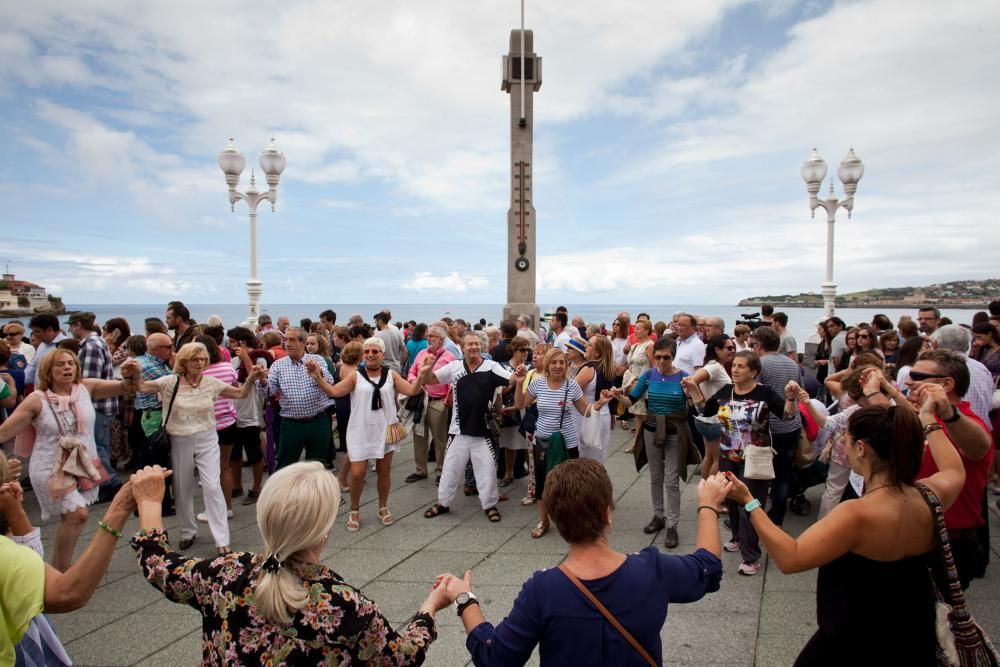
top-left (131, 529), bottom-right (436, 665)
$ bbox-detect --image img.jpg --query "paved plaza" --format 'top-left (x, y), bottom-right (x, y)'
top-left (26, 428), bottom-right (1000, 665)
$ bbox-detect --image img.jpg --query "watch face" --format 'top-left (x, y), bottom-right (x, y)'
top-left (456, 592), bottom-right (471, 605)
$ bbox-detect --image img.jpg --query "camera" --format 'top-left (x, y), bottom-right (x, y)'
top-left (740, 312), bottom-right (765, 331)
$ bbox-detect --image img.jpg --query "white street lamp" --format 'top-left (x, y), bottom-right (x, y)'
top-left (218, 137), bottom-right (286, 329)
top-left (801, 147), bottom-right (864, 318)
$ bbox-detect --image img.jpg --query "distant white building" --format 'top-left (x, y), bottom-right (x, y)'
top-left (1, 273), bottom-right (50, 309)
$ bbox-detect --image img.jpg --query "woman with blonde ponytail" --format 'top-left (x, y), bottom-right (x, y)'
top-left (130, 462), bottom-right (450, 664)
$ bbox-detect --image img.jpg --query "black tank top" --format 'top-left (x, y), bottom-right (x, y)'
top-left (795, 550), bottom-right (936, 665)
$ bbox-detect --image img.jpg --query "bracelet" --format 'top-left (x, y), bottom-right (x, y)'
top-left (97, 521), bottom-right (123, 539)
top-left (943, 406), bottom-right (961, 423)
top-left (697, 506), bottom-right (720, 517)
top-left (923, 423), bottom-right (944, 436)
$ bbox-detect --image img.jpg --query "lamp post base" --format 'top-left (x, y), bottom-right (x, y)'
top-left (246, 279), bottom-right (263, 330)
top-left (503, 302), bottom-right (540, 333)
top-left (821, 282), bottom-right (837, 319)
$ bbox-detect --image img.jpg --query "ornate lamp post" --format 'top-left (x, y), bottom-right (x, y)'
top-left (801, 147), bottom-right (864, 318)
top-left (218, 137), bottom-right (286, 329)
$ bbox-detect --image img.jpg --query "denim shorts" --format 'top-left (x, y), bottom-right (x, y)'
top-left (693, 418), bottom-right (723, 442)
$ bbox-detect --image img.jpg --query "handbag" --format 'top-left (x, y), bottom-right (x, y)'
top-left (915, 482), bottom-right (1000, 666)
top-left (44, 394), bottom-right (110, 497)
top-left (991, 375), bottom-right (1000, 412)
top-left (385, 421), bottom-right (408, 445)
top-left (147, 376), bottom-right (181, 458)
top-left (743, 443), bottom-right (776, 480)
top-left (559, 564), bottom-right (657, 667)
top-left (539, 382), bottom-right (571, 473)
top-left (581, 404), bottom-right (603, 449)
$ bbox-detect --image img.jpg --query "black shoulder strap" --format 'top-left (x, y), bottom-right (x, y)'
top-left (163, 375), bottom-right (181, 427)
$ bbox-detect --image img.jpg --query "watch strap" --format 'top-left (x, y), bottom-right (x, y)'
top-left (744, 498), bottom-right (762, 513)
top-left (943, 405), bottom-right (962, 423)
top-left (456, 593), bottom-right (479, 616)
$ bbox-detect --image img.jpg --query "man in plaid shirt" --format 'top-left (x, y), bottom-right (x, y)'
top-left (68, 311), bottom-right (121, 500)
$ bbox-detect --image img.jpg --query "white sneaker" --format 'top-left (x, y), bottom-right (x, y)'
top-left (197, 511), bottom-right (234, 523)
top-left (738, 561), bottom-right (761, 576)
top-left (723, 539), bottom-right (740, 553)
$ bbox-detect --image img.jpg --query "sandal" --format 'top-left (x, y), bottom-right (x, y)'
top-left (485, 507), bottom-right (502, 522)
top-left (217, 546), bottom-right (232, 556)
top-left (463, 484), bottom-right (478, 496)
top-left (179, 537), bottom-right (196, 550)
top-left (499, 477), bottom-right (513, 488)
top-left (530, 521), bottom-right (549, 539)
top-left (424, 503), bottom-right (451, 518)
top-left (520, 496), bottom-right (537, 506)
top-left (378, 507), bottom-right (395, 526)
top-left (346, 510), bottom-right (361, 532)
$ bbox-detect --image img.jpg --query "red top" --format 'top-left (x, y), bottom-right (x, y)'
top-left (917, 401), bottom-right (993, 530)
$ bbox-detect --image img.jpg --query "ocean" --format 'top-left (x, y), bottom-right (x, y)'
top-left (2, 303), bottom-right (984, 350)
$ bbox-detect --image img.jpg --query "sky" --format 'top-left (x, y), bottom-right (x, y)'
top-left (2, 0), bottom-right (998, 306)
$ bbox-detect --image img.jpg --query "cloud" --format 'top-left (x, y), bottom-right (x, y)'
top-left (401, 272), bottom-right (489, 293)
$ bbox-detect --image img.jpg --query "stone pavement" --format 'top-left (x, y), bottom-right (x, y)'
top-left (24, 427), bottom-right (1000, 665)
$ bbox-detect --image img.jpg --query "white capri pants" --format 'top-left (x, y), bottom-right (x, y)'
top-left (170, 429), bottom-right (230, 547)
top-left (437, 434), bottom-right (500, 510)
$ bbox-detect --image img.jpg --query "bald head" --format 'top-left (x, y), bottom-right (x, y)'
top-left (147, 333), bottom-right (174, 361)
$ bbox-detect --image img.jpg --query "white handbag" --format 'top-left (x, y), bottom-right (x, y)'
top-left (743, 444), bottom-right (776, 480)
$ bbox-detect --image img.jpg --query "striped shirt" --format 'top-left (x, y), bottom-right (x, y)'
top-left (629, 368), bottom-right (688, 430)
top-left (527, 378), bottom-right (583, 448)
top-left (203, 362), bottom-right (238, 430)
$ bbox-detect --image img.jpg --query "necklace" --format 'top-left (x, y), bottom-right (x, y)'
top-left (863, 484), bottom-right (890, 496)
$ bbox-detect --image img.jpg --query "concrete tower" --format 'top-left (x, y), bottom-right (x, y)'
top-left (501, 29), bottom-right (542, 328)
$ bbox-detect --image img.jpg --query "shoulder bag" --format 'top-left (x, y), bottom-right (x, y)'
top-left (541, 382), bottom-right (571, 473)
top-left (148, 376), bottom-right (181, 458)
top-left (559, 564), bottom-right (657, 667)
top-left (44, 392), bottom-right (110, 497)
top-left (359, 366), bottom-right (408, 444)
top-left (915, 482), bottom-right (1000, 667)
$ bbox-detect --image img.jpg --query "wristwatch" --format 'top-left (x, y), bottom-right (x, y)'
top-left (455, 591), bottom-right (480, 616)
top-left (744, 498), bottom-right (762, 513)
top-left (943, 405), bottom-right (961, 423)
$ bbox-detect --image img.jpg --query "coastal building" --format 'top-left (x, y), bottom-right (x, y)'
top-left (1, 273), bottom-right (51, 309)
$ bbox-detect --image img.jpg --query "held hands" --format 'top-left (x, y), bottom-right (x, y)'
top-left (697, 472), bottom-right (734, 510)
top-left (130, 465), bottom-right (173, 505)
top-left (106, 480), bottom-right (137, 518)
top-left (419, 352), bottom-right (437, 374)
top-left (432, 569), bottom-right (474, 605)
top-left (0, 481), bottom-right (25, 514)
top-left (304, 359), bottom-right (322, 379)
top-left (723, 471), bottom-right (754, 505)
top-left (248, 365), bottom-right (267, 382)
top-left (120, 359), bottom-right (140, 378)
top-left (6, 457), bottom-right (22, 482)
top-left (916, 383), bottom-right (951, 422)
top-left (784, 381), bottom-right (802, 401)
top-left (512, 363), bottom-right (528, 379)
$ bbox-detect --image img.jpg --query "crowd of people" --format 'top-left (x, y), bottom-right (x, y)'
top-left (1, 299), bottom-right (999, 664)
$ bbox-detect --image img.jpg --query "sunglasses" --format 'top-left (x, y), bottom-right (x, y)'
top-left (908, 370), bottom-right (947, 382)
top-left (857, 334), bottom-right (871, 339)
top-left (5, 332), bottom-right (22, 337)
top-left (363, 350), bottom-right (381, 355)
top-left (654, 354), bottom-right (673, 360)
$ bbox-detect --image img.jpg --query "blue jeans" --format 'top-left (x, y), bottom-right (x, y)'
top-left (93, 412), bottom-right (121, 487)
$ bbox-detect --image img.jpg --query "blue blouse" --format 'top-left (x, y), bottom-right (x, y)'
top-left (466, 547), bottom-right (722, 666)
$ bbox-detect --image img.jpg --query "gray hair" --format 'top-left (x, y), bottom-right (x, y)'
top-left (517, 314), bottom-right (533, 327)
top-left (284, 326), bottom-right (307, 341)
top-left (706, 316), bottom-right (725, 331)
top-left (205, 314), bottom-right (224, 327)
top-left (427, 324), bottom-right (448, 339)
top-left (932, 324), bottom-right (972, 355)
top-left (473, 330), bottom-right (489, 347)
top-left (258, 313), bottom-right (273, 325)
top-left (363, 336), bottom-right (386, 353)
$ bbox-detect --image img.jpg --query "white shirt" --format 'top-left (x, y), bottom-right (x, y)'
top-left (675, 334), bottom-right (706, 374)
top-left (964, 356), bottom-right (994, 432)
